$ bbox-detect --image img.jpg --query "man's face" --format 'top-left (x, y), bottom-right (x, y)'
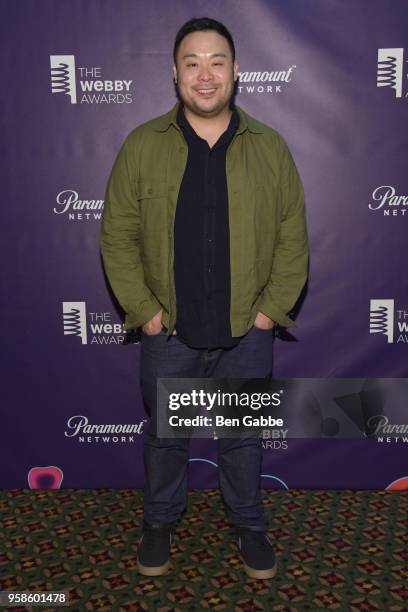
top-left (173, 30), bottom-right (238, 118)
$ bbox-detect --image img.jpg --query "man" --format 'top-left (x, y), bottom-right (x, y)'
top-left (100, 17), bottom-right (308, 579)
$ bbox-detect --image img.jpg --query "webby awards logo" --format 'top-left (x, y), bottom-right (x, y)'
top-left (376, 48), bottom-right (407, 99)
top-left (62, 301), bottom-right (128, 345)
top-left (369, 299), bottom-right (408, 344)
top-left (50, 55), bottom-right (133, 104)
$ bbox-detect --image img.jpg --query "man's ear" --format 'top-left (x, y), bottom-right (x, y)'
top-left (233, 60), bottom-right (239, 82)
top-left (172, 64), bottom-right (178, 83)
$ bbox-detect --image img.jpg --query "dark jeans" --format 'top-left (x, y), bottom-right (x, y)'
top-left (140, 326), bottom-right (274, 530)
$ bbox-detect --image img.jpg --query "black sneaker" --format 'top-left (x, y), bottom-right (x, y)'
top-left (236, 528), bottom-right (277, 579)
top-left (137, 523), bottom-right (173, 576)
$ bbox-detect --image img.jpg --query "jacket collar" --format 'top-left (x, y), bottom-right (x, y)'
top-left (153, 102), bottom-right (265, 134)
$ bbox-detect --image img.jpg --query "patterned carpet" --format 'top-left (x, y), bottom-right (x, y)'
top-left (1, 489), bottom-right (407, 611)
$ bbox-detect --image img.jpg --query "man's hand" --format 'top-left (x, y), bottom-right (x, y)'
top-left (254, 311), bottom-right (275, 330)
top-left (142, 310), bottom-right (163, 335)
top-left (142, 310), bottom-right (178, 336)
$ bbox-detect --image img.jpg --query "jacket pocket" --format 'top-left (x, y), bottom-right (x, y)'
top-left (137, 179), bottom-right (168, 200)
top-left (138, 180), bottom-right (169, 263)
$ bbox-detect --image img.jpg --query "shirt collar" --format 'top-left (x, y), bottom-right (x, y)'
top-left (176, 104), bottom-right (239, 145)
top-left (153, 102), bottom-right (265, 135)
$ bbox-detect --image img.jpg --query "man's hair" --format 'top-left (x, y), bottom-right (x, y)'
top-left (173, 17), bottom-right (236, 65)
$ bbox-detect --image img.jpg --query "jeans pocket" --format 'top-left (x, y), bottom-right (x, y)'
top-left (141, 329), bottom-right (167, 338)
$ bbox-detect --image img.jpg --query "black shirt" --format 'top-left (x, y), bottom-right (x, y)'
top-left (174, 105), bottom-right (240, 349)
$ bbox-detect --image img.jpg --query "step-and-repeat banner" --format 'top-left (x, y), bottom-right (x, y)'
top-left (1, 0), bottom-right (407, 489)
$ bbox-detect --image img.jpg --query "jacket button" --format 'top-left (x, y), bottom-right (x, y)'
top-left (147, 188), bottom-right (153, 194)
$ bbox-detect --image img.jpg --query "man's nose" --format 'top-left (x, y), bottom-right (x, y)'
top-left (197, 65), bottom-right (212, 81)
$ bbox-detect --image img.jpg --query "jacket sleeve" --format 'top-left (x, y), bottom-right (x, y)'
top-left (100, 135), bottom-right (161, 329)
top-left (257, 138), bottom-right (309, 328)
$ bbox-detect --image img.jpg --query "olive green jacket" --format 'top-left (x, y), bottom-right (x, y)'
top-left (100, 103), bottom-right (308, 336)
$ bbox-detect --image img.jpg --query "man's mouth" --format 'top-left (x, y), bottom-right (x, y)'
top-left (196, 88), bottom-right (217, 96)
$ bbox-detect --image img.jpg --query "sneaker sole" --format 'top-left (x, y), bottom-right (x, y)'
top-left (137, 559), bottom-right (170, 576)
top-left (243, 560), bottom-right (277, 580)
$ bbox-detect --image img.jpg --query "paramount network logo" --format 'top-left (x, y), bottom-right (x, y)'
top-left (368, 185), bottom-right (408, 217)
top-left (369, 299), bottom-right (408, 344)
top-left (50, 55), bottom-right (133, 104)
top-left (62, 301), bottom-right (127, 345)
top-left (376, 48), bottom-right (405, 98)
top-left (237, 66), bottom-right (296, 95)
top-left (64, 415), bottom-right (146, 444)
top-left (54, 189), bottom-right (104, 221)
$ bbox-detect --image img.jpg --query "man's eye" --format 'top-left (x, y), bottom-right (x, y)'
top-left (213, 63), bottom-right (223, 66)
top-left (187, 63), bottom-right (197, 68)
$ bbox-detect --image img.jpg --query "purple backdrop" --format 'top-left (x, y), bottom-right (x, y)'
top-left (1, 0), bottom-right (407, 489)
